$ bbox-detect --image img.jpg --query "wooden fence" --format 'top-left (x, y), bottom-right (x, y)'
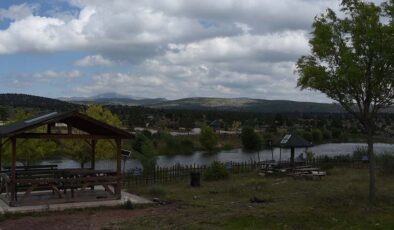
top-left (123, 156), bottom-right (367, 186)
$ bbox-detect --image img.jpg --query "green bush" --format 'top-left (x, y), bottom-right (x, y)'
top-left (305, 150), bottom-right (315, 162)
top-left (331, 128), bottom-right (342, 139)
top-left (377, 153), bottom-right (394, 174)
top-left (241, 127), bottom-right (262, 151)
top-left (133, 140), bottom-right (157, 176)
top-left (311, 129), bottom-right (323, 143)
top-left (204, 161), bottom-right (229, 181)
top-left (199, 125), bottom-right (218, 151)
top-left (157, 132), bottom-right (195, 155)
top-left (179, 139), bottom-right (194, 154)
top-left (222, 143), bottom-right (234, 150)
top-left (322, 129), bottom-right (332, 140)
top-left (302, 131), bottom-right (312, 142)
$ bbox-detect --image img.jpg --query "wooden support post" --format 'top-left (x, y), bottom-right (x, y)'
top-left (11, 137), bottom-right (16, 205)
top-left (91, 139), bottom-right (97, 170)
top-left (0, 138), bottom-right (3, 171)
top-left (115, 138), bottom-right (122, 199)
top-left (67, 124), bottom-right (72, 134)
top-left (46, 123), bottom-right (52, 134)
top-left (290, 147), bottom-right (295, 167)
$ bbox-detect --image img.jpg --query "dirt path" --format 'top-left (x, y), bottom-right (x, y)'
top-left (0, 207), bottom-right (156, 230)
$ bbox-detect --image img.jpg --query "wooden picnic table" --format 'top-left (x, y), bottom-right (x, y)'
top-left (5, 168), bottom-right (117, 201)
top-left (57, 169), bottom-right (117, 198)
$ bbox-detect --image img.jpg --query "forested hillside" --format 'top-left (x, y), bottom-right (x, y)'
top-left (0, 93), bottom-right (81, 111)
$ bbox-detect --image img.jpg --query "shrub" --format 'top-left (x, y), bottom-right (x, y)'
top-left (199, 125), bottom-right (218, 151)
top-left (311, 129), bottom-right (323, 143)
top-left (157, 132), bottom-right (195, 155)
top-left (305, 150), bottom-right (315, 162)
top-left (302, 131), bottom-right (312, 142)
top-left (204, 161), bottom-right (229, 181)
top-left (331, 128), bottom-right (342, 139)
top-left (222, 143), bottom-right (234, 151)
top-left (133, 139), bottom-right (157, 176)
top-left (179, 139), bottom-right (194, 154)
top-left (377, 153), bottom-right (394, 174)
top-left (241, 127), bottom-right (262, 151)
top-left (322, 129), bottom-right (332, 140)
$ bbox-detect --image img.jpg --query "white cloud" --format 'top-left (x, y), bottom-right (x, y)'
top-left (33, 70), bottom-right (81, 81)
top-left (0, 3), bottom-right (37, 21)
top-left (0, 0), bottom-right (354, 101)
top-left (75, 55), bottom-right (115, 67)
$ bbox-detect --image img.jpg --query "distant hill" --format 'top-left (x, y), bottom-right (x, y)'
top-left (147, 97), bottom-right (345, 113)
top-left (62, 94), bottom-right (345, 113)
top-left (0, 93), bottom-right (81, 111)
top-left (4, 93), bottom-right (394, 114)
top-left (60, 93), bottom-right (167, 106)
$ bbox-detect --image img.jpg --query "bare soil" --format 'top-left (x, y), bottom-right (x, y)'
top-left (0, 205), bottom-right (165, 230)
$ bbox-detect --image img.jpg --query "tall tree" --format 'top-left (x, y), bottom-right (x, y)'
top-left (241, 127), bottom-right (262, 151)
top-left (3, 110), bottom-right (56, 166)
top-left (199, 125), bottom-right (218, 151)
top-left (62, 105), bottom-right (122, 167)
top-left (296, 0), bottom-right (394, 202)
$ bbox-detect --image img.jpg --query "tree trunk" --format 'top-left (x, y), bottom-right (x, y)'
top-left (81, 162), bottom-right (84, 169)
top-left (367, 132), bottom-right (376, 203)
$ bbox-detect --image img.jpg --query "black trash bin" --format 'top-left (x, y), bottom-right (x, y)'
top-left (190, 172), bottom-right (201, 187)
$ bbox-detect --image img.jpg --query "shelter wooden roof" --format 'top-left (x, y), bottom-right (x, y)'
top-left (277, 133), bottom-right (312, 148)
top-left (0, 111), bottom-right (133, 139)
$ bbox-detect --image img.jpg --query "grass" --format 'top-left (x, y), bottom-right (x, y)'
top-left (119, 167), bottom-right (394, 230)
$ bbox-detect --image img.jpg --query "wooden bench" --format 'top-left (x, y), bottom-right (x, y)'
top-left (2, 165), bottom-right (59, 201)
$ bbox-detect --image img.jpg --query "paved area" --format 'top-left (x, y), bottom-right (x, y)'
top-left (0, 190), bottom-right (152, 214)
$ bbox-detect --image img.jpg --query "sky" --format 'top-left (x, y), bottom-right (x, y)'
top-left (0, 0), bottom-right (383, 101)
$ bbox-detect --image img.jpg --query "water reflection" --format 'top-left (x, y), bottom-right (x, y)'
top-left (41, 142), bottom-right (394, 170)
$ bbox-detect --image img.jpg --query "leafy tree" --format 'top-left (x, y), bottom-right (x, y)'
top-left (133, 138), bottom-right (157, 175)
top-left (231, 121), bottom-right (242, 131)
top-left (241, 127), bottom-right (262, 151)
top-left (302, 131), bottom-right (312, 142)
top-left (296, 0), bottom-right (394, 202)
top-left (132, 133), bottom-right (150, 154)
top-left (0, 106), bottom-right (8, 121)
top-left (62, 105), bottom-right (122, 167)
top-left (199, 125), bottom-right (218, 151)
top-left (331, 128), bottom-right (342, 139)
top-left (311, 129), bottom-right (323, 143)
top-left (179, 116), bottom-right (194, 134)
top-left (3, 110), bottom-right (56, 166)
top-left (322, 129), bottom-right (332, 140)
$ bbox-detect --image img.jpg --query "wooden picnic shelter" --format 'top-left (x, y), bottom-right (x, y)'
top-left (0, 111), bottom-right (133, 206)
top-left (278, 133), bottom-right (312, 166)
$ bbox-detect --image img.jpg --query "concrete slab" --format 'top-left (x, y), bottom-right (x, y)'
top-left (0, 191), bottom-right (152, 214)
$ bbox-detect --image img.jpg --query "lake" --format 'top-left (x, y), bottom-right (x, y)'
top-left (40, 142), bottom-right (394, 171)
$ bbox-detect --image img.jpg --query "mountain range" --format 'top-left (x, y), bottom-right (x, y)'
top-left (4, 93), bottom-right (394, 114)
top-left (59, 93), bottom-right (345, 113)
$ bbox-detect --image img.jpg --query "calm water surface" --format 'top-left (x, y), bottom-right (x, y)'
top-left (39, 143), bottom-right (394, 170)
